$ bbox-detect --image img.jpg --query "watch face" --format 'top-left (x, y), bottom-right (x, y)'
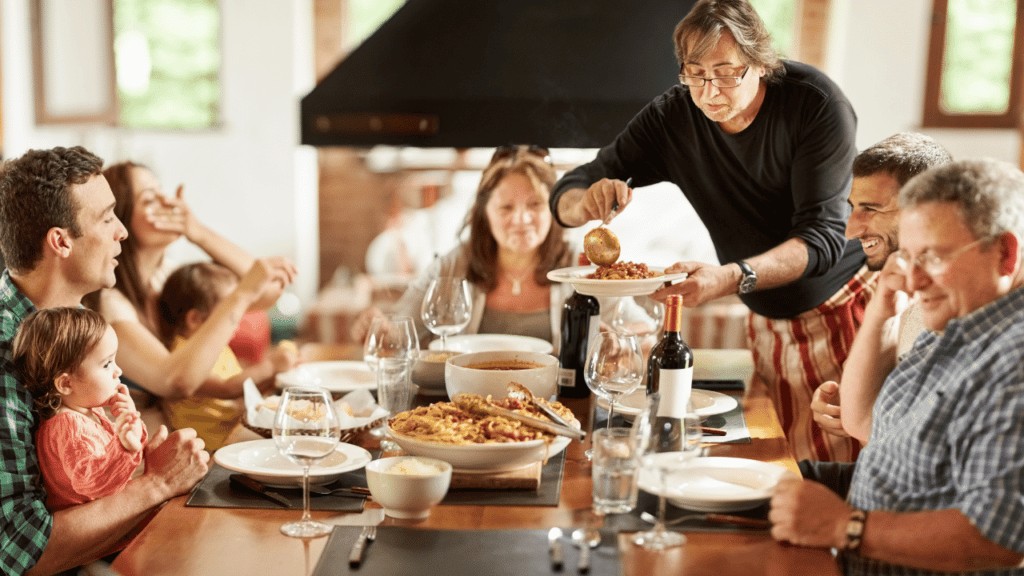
top-left (739, 277), bottom-right (757, 294)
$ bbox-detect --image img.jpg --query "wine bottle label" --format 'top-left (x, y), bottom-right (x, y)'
top-left (557, 367), bottom-right (577, 388)
top-left (656, 367), bottom-right (693, 418)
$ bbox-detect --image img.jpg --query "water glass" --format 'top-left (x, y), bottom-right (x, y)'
top-left (591, 427), bottom-right (640, 515)
top-left (376, 357), bottom-right (412, 452)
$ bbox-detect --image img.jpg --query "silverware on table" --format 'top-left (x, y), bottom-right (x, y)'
top-left (455, 395), bottom-right (585, 440)
top-left (548, 527), bottom-right (564, 571)
top-left (348, 525), bottom-right (377, 568)
top-left (639, 510), bottom-right (771, 529)
top-left (306, 484), bottom-right (371, 498)
top-left (228, 474), bottom-right (293, 509)
top-left (571, 529), bottom-right (590, 574)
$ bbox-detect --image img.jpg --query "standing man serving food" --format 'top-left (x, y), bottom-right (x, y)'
top-left (551, 0), bottom-right (866, 461)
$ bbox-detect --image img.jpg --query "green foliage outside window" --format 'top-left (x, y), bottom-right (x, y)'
top-left (113, 0), bottom-right (220, 130)
top-left (344, 0), bottom-right (406, 52)
top-left (940, 0), bottom-right (1016, 115)
top-left (750, 0), bottom-right (796, 58)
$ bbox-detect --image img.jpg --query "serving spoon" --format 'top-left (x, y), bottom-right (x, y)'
top-left (582, 178), bottom-right (631, 266)
top-left (506, 382), bottom-right (574, 429)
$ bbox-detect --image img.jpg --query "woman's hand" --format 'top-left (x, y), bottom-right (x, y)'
top-left (145, 184), bottom-right (203, 239)
top-left (236, 257), bottom-right (298, 311)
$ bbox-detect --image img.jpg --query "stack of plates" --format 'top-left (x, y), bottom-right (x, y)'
top-left (638, 456), bottom-right (794, 512)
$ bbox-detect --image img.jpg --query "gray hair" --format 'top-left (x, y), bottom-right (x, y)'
top-left (673, 0), bottom-right (784, 82)
top-left (900, 159), bottom-right (1024, 252)
top-left (853, 132), bottom-right (953, 186)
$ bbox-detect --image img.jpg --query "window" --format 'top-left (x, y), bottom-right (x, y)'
top-left (113, 0), bottom-right (221, 129)
top-left (923, 0), bottom-right (1022, 128)
top-left (32, 0), bottom-right (220, 130)
top-left (751, 0), bottom-right (797, 58)
top-left (343, 0), bottom-right (405, 52)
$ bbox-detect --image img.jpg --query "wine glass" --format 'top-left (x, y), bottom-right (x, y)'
top-left (272, 386), bottom-right (341, 538)
top-left (633, 400), bottom-right (703, 551)
top-left (420, 276), bottom-right (472, 351)
top-left (362, 315), bottom-right (418, 442)
top-left (362, 315), bottom-right (419, 371)
top-left (585, 331), bottom-right (643, 430)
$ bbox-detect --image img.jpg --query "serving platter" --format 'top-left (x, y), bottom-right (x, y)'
top-left (213, 439), bottom-right (373, 487)
top-left (388, 427), bottom-right (572, 473)
top-left (547, 265), bottom-right (687, 297)
top-left (638, 456), bottom-right (794, 512)
top-left (275, 361), bottom-right (375, 393)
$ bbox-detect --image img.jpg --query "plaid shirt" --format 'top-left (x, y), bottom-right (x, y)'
top-left (845, 287), bottom-right (1024, 576)
top-left (0, 270), bottom-right (50, 575)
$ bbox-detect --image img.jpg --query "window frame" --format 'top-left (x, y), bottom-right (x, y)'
top-left (922, 0), bottom-right (1024, 129)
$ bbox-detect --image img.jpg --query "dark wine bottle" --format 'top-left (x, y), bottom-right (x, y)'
top-left (646, 294), bottom-right (694, 452)
top-left (557, 255), bottom-right (601, 399)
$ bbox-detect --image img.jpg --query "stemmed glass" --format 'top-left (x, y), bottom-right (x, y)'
top-left (420, 276), bottom-right (472, 351)
top-left (585, 331), bottom-right (643, 430)
top-left (272, 386), bottom-right (341, 538)
top-left (633, 400), bottom-right (703, 551)
top-left (362, 315), bottom-right (418, 444)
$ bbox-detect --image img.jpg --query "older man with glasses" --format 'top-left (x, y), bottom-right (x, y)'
top-left (551, 0), bottom-right (865, 462)
top-left (770, 158), bottom-right (1024, 575)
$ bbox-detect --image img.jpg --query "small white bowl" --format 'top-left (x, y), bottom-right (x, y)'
top-left (365, 456), bottom-right (452, 519)
top-left (411, 350), bottom-right (462, 394)
top-left (445, 350), bottom-right (558, 400)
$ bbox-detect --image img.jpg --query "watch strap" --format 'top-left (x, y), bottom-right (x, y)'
top-left (844, 508), bottom-right (868, 552)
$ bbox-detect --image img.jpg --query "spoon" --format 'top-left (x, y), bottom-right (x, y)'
top-left (506, 382), bottom-right (574, 430)
top-left (582, 178), bottom-right (631, 266)
top-left (639, 511), bottom-right (771, 529)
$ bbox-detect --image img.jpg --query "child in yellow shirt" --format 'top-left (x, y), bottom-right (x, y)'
top-left (156, 262), bottom-right (298, 450)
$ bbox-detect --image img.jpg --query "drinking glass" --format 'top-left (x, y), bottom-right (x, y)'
top-left (591, 427), bottom-right (641, 514)
top-left (585, 331), bottom-right (643, 430)
top-left (420, 276), bottom-right (472, 350)
top-left (376, 357), bottom-right (413, 452)
top-left (633, 400), bottom-right (703, 551)
top-left (362, 315), bottom-right (419, 371)
top-left (272, 386), bottom-right (341, 538)
top-left (362, 315), bottom-right (418, 441)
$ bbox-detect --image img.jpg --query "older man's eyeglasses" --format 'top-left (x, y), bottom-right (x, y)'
top-left (679, 66), bottom-right (750, 88)
top-left (491, 144), bottom-right (552, 166)
top-left (893, 236), bottom-right (994, 277)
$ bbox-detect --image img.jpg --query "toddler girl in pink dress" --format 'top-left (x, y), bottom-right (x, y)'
top-left (13, 307), bottom-right (147, 511)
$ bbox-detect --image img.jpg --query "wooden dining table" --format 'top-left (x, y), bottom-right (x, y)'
top-left (112, 371), bottom-right (841, 576)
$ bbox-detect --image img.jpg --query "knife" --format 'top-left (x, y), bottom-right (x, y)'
top-left (229, 474), bottom-right (293, 509)
top-left (548, 527), bottom-right (564, 571)
top-left (348, 526), bottom-right (375, 568)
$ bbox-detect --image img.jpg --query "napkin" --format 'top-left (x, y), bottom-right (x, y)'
top-left (245, 385), bottom-right (389, 430)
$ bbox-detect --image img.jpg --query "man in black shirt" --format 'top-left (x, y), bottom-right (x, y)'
top-left (551, 0), bottom-right (865, 461)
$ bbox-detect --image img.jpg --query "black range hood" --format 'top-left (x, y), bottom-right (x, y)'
top-left (301, 0), bottom-right (695, 148)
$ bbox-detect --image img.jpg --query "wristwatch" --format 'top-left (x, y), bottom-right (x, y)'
top-left (844, 509), bottom-right (868, 552)
top-left (735, 260), bottom-right (757, 295)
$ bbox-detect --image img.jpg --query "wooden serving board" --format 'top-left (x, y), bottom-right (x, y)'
top-left (448, 461), bottom-right (542, 491)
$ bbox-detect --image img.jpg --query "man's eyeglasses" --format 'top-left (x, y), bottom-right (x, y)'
top-left (679, 66), bottom-right (750, 88)
top-left (893, 236), bottom-right (994, 277)
top-left (491, 144), bottom-right (552, 166)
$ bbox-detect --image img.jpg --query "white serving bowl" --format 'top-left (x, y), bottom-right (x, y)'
top-left (365, 456), bottom-right (453, 519)
top-left (444, 350), bottom-right (558, 400)
top-left (388, 427), bottom-right (572, 472)
top-left (411, 350), bottom-right (462, 395)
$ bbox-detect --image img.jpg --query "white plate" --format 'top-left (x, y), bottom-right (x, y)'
top-left (214, 439), bottom-right (373, 487)
top-left (275, 361), bottom-right (375, 393)
top-left (428, 334), bottom-right (554, 355)
top-left (546, 265), bottom-right (687, 297)
top-left (598, 388), bottom-right (738, 419)
top-left (388, 426), bottom-right (572, 473)
top-left (638, 456), bottom-right (793, 512)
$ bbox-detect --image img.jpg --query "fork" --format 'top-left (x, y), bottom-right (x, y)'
top-left (348, 526), bottom-right (377, 568)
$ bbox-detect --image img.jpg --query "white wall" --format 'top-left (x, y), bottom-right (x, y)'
top-left (831, 0), bottom-right (1019, 160)
top-left (0, 0), bottom-right (320, 307)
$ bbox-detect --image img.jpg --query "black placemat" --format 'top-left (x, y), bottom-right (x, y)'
top-left (313, 526), bottom-right (620, 576)
top-left (186, 464), bottom-right (366, 512)
top-left (694, 378), bottom-right (745, 391)
top-left (594, 398), bottom-right (751, 444)
top-left (440, 449), bottom-right (566, 507)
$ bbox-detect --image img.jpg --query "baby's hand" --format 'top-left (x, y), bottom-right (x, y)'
top-left (269, 340), bottom-right (300, 374)
top-left (108, 384), bottom-right (138, 418)
top-left (114, 409), bottom-right (144, 453)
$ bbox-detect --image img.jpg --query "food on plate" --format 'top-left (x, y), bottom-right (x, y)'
top-left (587, 261), bottom-right (662, 280)
top-left (259, 395), bottom-right (354, 418)
top-left (464, 360), bottom-right (544, 371)
top-left (389, 394), bottom-right (576, 445)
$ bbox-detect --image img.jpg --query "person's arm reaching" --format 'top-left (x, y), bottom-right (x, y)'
top-left (109, 258), bottom-right (296, 400)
